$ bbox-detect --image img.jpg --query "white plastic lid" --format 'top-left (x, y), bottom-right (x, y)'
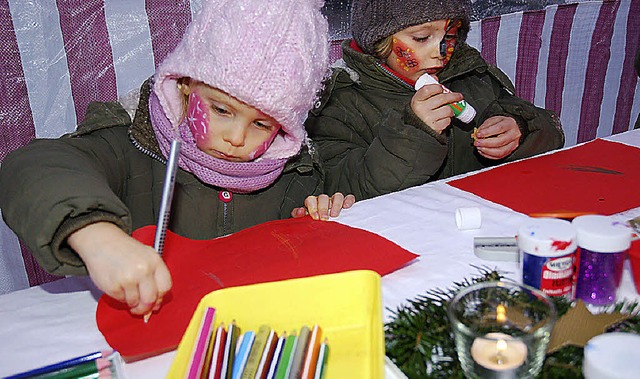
top-left (572, 215), bottom-right (631, 253)
top-left (414, 73), bottom-right (438, 90)
top-left (583, 332), bottom-right (640, 379)
top-left (517, 218), bottom-right (577, 257)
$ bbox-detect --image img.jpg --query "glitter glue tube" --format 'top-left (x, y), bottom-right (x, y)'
top-left (572, 215), bottom-right (631, 306)
top-left (414, 73), bottom-right (476, 124)
top-left (518, 218), bottom-right (578, 300)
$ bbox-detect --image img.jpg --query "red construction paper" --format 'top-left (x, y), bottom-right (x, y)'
top-left (96, 216), bottom-right (417, 361)
top-left (448, 139), bottom-right (640, 216)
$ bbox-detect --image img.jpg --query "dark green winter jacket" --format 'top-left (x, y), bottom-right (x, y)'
top-left (0, 81), bottom-right (323, 276)
top-left (306, 40), bottom-right (565, 200)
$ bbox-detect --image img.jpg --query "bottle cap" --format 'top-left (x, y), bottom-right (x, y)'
top-left (583, 332), bottom-right (640, 379)
top-left (572, 215), bottom-right (631, 252)
top-left (455, 207), bottom-right (481, 230)
top-left (414, 73), bottom-right (438, 90)
top-left (517, 218), bottom-right (577, 256)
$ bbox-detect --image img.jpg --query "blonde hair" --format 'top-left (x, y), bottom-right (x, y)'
top-left (372, 35), bottom-right (394, 60)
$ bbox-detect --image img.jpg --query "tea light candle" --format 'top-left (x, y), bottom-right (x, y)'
top-left (471, 332), bottom-right (527, 375)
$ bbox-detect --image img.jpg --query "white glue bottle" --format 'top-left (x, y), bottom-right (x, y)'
top-left (414, 73), bottom-right (476, 124)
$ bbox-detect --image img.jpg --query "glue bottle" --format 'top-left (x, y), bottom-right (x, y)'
top-left (414, 73), bottom-right (476, 124)
top-left (518, 218), bottom-right (578, 300)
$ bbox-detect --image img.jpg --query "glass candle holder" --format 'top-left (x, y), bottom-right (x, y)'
top-left (447, 281), bottom-right (557, 379)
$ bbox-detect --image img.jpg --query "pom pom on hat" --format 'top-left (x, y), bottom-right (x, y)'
top-left (154, 0), bottom-right (329, 159)
top-left (351, 0), bottom-right (471, 55)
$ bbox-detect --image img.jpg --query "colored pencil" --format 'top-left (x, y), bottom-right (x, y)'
top-left (145, 138), bottom-right (181, 323)
top-left (207, 324), bottom-right (227, 379)
top-left (6, 350), bottom-right (113, 379)
top-left (301, 325), bottom-right (322, 379)
top-left (255, 329), bottom-right (278, 379)
top-left (241, 325), bottom-right (271, 379)
top-left (265, 334), bottom-right (287, 379)
top-left (231, 330), bottom-right (255, 379)
top-left (186, 307), bottom-right (217, 379)
top-left (288, 326), bottom-right (310, 378)
top-left (313, 340), bottom-right (329, 379)
top-left (273, 333), bottom-right (297, 379)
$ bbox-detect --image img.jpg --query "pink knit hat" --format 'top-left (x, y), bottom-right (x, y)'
top-left (154, 0), bottom-right (330, 160)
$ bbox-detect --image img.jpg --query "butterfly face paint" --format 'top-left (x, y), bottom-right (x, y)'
top-left (187, 91), bottom-right (208, 142)
top-left (392, 37), bottom-right (421, 74)
top-left (439, 19), bottom-right (461, 66)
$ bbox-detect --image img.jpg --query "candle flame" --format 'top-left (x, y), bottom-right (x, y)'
top-left (496, 304), bottom-right (507, 323)
top-left (495, 339), bottom-right (508, 365)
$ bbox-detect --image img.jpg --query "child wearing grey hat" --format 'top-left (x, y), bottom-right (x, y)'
top-left (306, 0), bottom-right (565, 200)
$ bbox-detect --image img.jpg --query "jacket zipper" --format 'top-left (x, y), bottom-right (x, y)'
top-left (129, 134), bottom-right (166, 164)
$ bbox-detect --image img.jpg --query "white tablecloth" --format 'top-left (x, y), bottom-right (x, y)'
top-left (2, 130), bottom-right (639, 378)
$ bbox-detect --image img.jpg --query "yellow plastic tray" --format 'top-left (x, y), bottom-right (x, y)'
top-left (167, 270), bottom-right (384, 378)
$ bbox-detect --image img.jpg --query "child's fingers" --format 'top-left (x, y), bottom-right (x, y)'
top-left (329, 192), bottom-right (345, 217)
top-left (316, 194), bottom-right (331, 220)
top-left (344, 194), bottom-right (356, 208)
top-left (304, 196), bottom-right (320, 220)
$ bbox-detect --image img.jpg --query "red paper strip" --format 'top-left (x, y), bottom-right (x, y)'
top-left (448, 139), bottom-right (640, 216)
top-left (96, 217), bottom-right (417, 360)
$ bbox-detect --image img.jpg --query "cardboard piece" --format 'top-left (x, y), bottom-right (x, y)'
top-left (96, 217), bottom-right (417, 360)
top-left (448, 139), bottom-right (640, 216)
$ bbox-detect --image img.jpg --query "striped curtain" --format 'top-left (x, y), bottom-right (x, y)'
top-left (0, 0), bottom-right (639, 292)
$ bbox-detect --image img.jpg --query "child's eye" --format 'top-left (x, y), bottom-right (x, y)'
top-left (254, 121), bottom-right (274, 130)
top-left (445, 34), bottom-right (457, 40)
top-left (413, 35), bottom-right (431, 43)
top-left (212, 105), bottom-right (230, 115)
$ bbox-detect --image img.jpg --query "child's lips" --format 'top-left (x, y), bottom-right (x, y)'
top-left (425, 67), bottom-right (443, 75)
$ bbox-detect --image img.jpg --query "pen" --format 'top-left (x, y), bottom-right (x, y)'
top-left (145, 139), bottom-right (181, 323)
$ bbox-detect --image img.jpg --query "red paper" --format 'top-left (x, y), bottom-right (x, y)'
top-left (96, 217), bottom-right (417, 360)
top-left (448, 139), bottom-right (640, 216)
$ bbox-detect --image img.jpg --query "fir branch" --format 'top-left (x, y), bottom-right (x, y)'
top-left (385, 267), bottom-right (640, 378)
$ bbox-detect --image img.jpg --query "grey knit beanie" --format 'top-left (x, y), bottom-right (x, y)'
top-left (351, 0), bottom-right (472, 55)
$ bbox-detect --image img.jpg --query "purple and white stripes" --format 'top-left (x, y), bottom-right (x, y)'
top-left (467, 0), bottom-right (640, 146)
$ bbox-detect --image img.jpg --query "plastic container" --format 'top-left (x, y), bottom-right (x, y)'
top-left (572, 215), bottom-right (631, 306)
top-left (583, 332), bottom-right (640, 378)
top-left (168, 270), bottom-right (384, 379)
top-left (518, 218), bottom-right (578, 299)
top-left (414, 74), bottom-right (476, 123)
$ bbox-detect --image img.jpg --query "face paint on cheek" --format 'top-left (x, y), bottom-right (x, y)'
top-left (392, 38), bottom-right (421, 73)
top-left (440, 19), bottom-right (461, 66)
top-left (186, 92), bottom-right (209, 141)
top-left (247, 127), bottom-right (281, 160)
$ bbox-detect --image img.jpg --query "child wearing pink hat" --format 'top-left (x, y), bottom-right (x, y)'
top-left (0, 0), bottom-right (353, 316)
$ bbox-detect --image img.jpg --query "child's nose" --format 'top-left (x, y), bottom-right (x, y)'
top-left (223, 125), bottom-right (246, 147)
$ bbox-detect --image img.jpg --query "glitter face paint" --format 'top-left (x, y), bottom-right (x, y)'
top-left (187, 91), bottom-right (208, 142)
top-left (440, 19), bottom-right (461, 66)
top-left (392, 37), bottom-right (420, 74)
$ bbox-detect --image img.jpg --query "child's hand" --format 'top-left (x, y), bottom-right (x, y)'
top-left (67, 222), bottom-right (172, 316)
top-left (473, 116), bottom-right (522, 159)
top-left (411, 84), bottom-right (464, 133)
top-left (291, 192), bottom-right (356, 220)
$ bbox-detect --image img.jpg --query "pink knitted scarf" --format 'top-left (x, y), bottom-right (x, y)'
top-left (149, 90), bottom-right (287, 193)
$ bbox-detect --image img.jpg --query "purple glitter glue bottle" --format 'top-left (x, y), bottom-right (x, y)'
top-left (573, 215), bottom-right (631, 306)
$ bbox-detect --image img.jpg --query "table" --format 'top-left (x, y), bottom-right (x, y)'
top-left (2, 129), bottom-right (639, 378)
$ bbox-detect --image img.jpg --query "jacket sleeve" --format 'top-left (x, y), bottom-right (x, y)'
top-left (0, 103), bottom-right (135, 276)
top-left (278, 144), bottom-right (325, 216)
top-left (306, 75), bottom-right (448, 200)
top-left (475, 65), bottom-right (565, 160)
